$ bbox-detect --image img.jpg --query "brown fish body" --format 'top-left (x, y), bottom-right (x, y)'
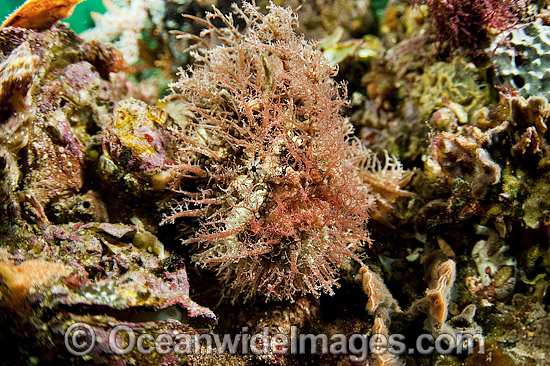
top-left (1, 0), bottom-right (85, 30)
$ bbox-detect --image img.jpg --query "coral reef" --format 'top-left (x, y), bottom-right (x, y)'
top-left (2, 0), bottom-right (550, 365)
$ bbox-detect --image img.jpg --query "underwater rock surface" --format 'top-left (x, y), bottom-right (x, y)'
top-left (0, 20), bottom-right (219, 366)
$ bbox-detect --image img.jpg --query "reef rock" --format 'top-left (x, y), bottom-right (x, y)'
top-left (0, 23), bottom-right (216, 366)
